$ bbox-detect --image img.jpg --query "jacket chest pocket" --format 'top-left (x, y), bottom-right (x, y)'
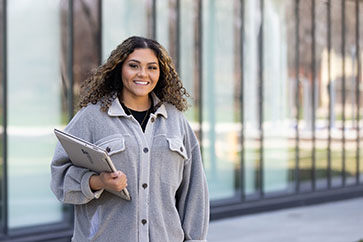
top-left (159, 137), bottom-right (188, 187)
top-left (95, 135), bottom-right (126, 171)
top-left (96, 136), bottom-right (125, 154)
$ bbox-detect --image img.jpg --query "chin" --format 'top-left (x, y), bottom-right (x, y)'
top-left (134, 91), bottom-right (152, 97)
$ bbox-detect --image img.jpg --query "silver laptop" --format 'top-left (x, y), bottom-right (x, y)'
top-left (54, 128), bottom-right (131, 201)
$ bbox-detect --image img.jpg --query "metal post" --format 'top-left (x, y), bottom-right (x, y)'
top-left (176, 0), bottom-right (180, 73)
top-left (98, 0), bottom-right (102, 65)
top-left (152, 0), bottom-right (157, 40)
top-left (327, 0), bottom-right (332, 189)
top-left (295, 0), bottom-right (300, 193)
top-left (311, 0), bottom-right (316, 191)
top-left (67, 0), bottom-right (74, 119)
top-left (198, 0), bottom-right (203, 151)
top-left (1, 0), bottom-right (8, 235)
top-left (355, 0), bottom-right (360, 184)
top-left (240, 0), bottom-right (245, 201)
top-left (258, 0), bottom-right (264, 198)
top-left (341, 0), bottom-right (346, 186)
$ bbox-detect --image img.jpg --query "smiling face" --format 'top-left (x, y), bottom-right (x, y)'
top-left (120, 48), bottom-right (160, 108)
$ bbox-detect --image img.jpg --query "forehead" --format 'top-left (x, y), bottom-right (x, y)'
top-left (125, 48), bottom-right (158, 63)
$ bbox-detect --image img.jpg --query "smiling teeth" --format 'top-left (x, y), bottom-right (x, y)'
top-left (135, 81), bottom-right (148, 85)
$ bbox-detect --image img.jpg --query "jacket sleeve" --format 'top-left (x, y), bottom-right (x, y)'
top-left (176, 139), bottom-right (210, 242)
top-left (50, 108), bottom-right (104, 204)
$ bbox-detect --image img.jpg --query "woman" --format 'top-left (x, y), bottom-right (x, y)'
top-left (51, 36), bottom-right (209, 242)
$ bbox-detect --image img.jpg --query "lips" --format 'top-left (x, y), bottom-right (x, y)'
top-left (134, 80), bottom-right (149, 85)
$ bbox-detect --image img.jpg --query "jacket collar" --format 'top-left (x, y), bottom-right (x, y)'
top-left (107, 92), bottom-right (168, 119)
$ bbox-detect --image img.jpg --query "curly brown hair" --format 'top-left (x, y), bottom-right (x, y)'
top-left (79, 36), bottom-right (189, 112)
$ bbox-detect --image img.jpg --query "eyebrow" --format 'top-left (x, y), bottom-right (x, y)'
top-left (128, 59), bottom-right (158, 65)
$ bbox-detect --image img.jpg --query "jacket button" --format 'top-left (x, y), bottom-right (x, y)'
top-left (106, 147), bottom-right (111, 153)
top-left (151, 117), bottom-right (155, 122)
top-left (143, 147), bottom-right (149, 153)
top-left (141, 219), bottom-right (147, 225)
top-left (142, 183), bottom-right (148, 189)
top-left (180, 147), bottom-right (183, 152)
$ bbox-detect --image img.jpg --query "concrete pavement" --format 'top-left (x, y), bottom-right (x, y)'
top-left (207, 197), bottom-right (363, 242)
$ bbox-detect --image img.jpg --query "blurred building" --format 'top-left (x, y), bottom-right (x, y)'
top-left (0, 0), bottom-right (362, 241)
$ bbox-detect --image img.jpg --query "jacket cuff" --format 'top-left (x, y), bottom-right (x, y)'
top-left (81, 171), bottom-right (104, 200)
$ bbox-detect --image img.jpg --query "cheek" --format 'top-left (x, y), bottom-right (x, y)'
top-left (151, 72), bottom-right (160, 83)
top-left (121, 70), bottom-right (127, 82)
top-left (122, 69), bottom-right (133, 82)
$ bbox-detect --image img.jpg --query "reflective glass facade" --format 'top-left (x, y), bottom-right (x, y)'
top-left (0, 0), bottom-right (362, 241)
top-left (102, 0), bottom-right (151, 61)
top-left (202, 0), bottom-right (242, 201)
top-left (7, 0), bottom-right (63, 228)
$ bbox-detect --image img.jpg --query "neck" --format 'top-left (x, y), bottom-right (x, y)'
top-left (119, 94), bottom-right (151, 111)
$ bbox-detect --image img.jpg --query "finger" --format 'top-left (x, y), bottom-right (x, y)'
top-left (110, 172), bottom-right (119, 179)
top-left (119, 175), bottom-right (127, 183)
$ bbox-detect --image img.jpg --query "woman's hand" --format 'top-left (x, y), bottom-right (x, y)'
top-left (90, 171), bottom-right (128, 192)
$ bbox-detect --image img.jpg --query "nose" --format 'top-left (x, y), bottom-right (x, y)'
top-left (137, 67), bottom-right (147, 77)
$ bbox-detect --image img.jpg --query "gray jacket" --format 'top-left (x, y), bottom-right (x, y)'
top-left (50, 93), bottom-right (209, 242)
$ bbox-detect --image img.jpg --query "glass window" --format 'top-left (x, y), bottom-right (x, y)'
top-left (156, 0), bottom-right (170, 52)
top-left (330, 0), bottom-right (343, 188)
top-left (203, 0), bottom-right (241, 201)
top-left (314, 0), bottom-right (329, 190)
top-left (297, 1), bottom-right (314, 192)
top-left (344, 0), bottom-right (359, 186)
top-left (72, 0), bottom-right (101, 103)
top-left (102, 0), bottom-right (150, 60)
top-left (155, 0), bottom-right (178, 65)
top-left (243, 0), bottom-right (262, 198)
top-left (7, 0), bottom-right (63, 228)
top-left (180, 0), bottom-right (199, 125)
top-left (262, 0), bottom-right (295, 195)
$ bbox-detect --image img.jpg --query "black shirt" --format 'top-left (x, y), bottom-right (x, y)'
top-left (121, 103), bottom-right (154, 132)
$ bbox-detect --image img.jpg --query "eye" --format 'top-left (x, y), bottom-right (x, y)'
top-left (148, 66), bottom-right (158, 70)
top-left (129, 63), bottom-right (138, 69)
